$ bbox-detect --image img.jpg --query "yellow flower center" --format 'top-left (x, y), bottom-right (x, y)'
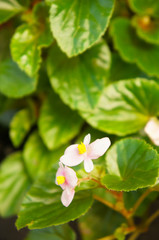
top-left (78, 142), bottom-right (86, 154)
top-left (56, 176), bottom-right (65, 185)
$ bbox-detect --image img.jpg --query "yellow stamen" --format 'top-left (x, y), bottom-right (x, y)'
top-left (78, 142), bottom-right (86, 154)
top-left (56, 176), bottom-right (65, 185)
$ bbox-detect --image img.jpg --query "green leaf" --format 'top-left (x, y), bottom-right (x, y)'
top-left (11, 2), bottom-right (53, 77)
top-left (80, 78), bottom-right (159, 136)
top-left (0, 59), bottom-right (37, 98)
top-left (128, 0), bottom-right (159, 18)
top-left (79, 200), bottom-right (125, 240)
top-left (0, 0), bottom-right (27, 24)
top-left (16, 170), bottom-right (93, 229)
top-left (0, 27), bottom-right (14, 62)
top-left (132, 16), bottom-right (159, 45)
top-left (102, 138), bottom-right (159, 191)
top-left (25, 225), bottom-right (76, 240)
top-left (48, 0), bottom-right (114, 57)
top-left (108, 53), bottom-right (148, 82)
top-left (38, 92), bottom-right (83, 150)
top-left (47, 41), bottom-right (111, 111)
top-left (110, 18), bottom-right (159, 77)
top-left (0, 152), bottom-right (31, 217)
top-left (23, 131), bottom-right (67, 180)
top-left (9, 109), bottom-right (35, 147)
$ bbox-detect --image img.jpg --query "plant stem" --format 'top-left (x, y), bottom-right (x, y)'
top-left (93, 194), bottom-right (133, 222)
top-left (128, 231), bottom-right (141, 240)
top-left (98, 234), bottom-right (116, 240)
top-left (130, 189), bottom-right (151, 216)
top-left (145, 210), bottom-right (159, 226)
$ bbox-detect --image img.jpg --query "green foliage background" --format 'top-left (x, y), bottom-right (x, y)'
top-left (1, 0), bottom-right (159, 239)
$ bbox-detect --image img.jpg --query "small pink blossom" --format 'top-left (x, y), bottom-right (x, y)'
top-left (60, 134), bottom-right (111, 173)
top-left (55, 163), bottom-right (78, 207)
top-left (144, 118), bottom-right (159, 145)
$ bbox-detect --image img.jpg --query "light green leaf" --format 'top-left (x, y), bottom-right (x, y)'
top-left (23, 131), bottom-right (67, 180)
top-left (47, 41), bottom-right (111, 111)
top-left (16, 170), bottom-right (93, 229)
top-left (0, 0), bottom-right (28, 24)
top-left (25, 225), bottom-right (76, 240)
top-left (48, 0), bottom-right (114, 57)
top-left (9, 109), bottom-right (35, 147)
top-left (128, 0), bottom-right (159, 18)
top-left (0, 152), bottom-right (31, 217)
top-left (38, 92), bottom-right (83, 150)
top-left (102, 138), bottom-right (159, 191)
top-left (110, 18), bottom-right (159, 77)
top-left (80, 78), bottom-right (159, 136)
top-left (11, 2), bottom-right (53, 77)
top-left (132, 16), bottom-right (159, 45)
top-left (0, 59), bottom-right (37, 98)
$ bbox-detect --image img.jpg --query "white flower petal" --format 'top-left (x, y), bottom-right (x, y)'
top-left (84, 159), bottom-right (94, 173)
top-left (60, 144), bottom-right (84, 166)
top-left (144, 118), bottom-right (159, 146)
top-left (65, 166), bottom-right (78, 188)
top-left (88, 137), bottom-right (111, 159)
top-left (83, 133), bottom-right (91, 145)
top-left (61, 188), bottom-right (75, 207)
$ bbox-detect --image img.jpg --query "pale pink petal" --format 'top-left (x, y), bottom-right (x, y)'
top-left (83, 133), bottom-right (91, 145)
top-left (60, 144), bottom-right (84, 166)
top-left (61, 188), bottom-right (75, 207)
top-left (55, 165), bottom-right (64, 185)
top-left (65, 166), bottom-right (78, 188)
top-left (144, 118), bottom-right (159, 146)
top-left (84, 159), bottom-right (94, 173)
top-left (55, 164), bottom-right (67, 190)
top-left (88, 137), bottom-right (111, 159)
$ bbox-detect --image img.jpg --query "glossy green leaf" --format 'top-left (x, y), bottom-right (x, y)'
top-left (132, 16), bottom-right (159, 45)
top-left (0, 152), bottom-right (31, 217)
top-left (9, 109), bottom-right (35, 147)
top-left (102, 138), bottom-right (159, 191)
top-left (128, 0), bottom-right (159, 18)
top-left (38, 92), bottom-right (83, 150)
top-left (110, 18), bottom-right (159, 77)
top-left (16, 170), bottom-right (93, 229)
top-left (48, 0), bottom-right (114, 57)
top-left (23, 131), bottom-right (67, 180)
top-left (25, 225), bottom-right (76, 240)
top-left (0, 0), bottom-right (27, 24)
top-left (80, 78), bottom-right (159, 136)
top-left (11, 2), bottom-right (53, 77)
top-left (0, 59), bottom-right (37, 98)
top-left (47, 41), bottom-right (111, 111)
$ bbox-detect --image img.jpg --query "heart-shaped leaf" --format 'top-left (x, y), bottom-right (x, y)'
top-left (80, 78), bottom-right (159, 136)
top-left (47, 41), bottom-right (111, 111)
top-left (48, 0), bottom-right (114, 57)
top-left (102, 138), bottom-right (159, 191)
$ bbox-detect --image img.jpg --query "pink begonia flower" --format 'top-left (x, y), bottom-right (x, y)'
top-left (144, 118), bottom-right (159, 146)
top-left (55, 163), bottom-right (78, 207)
top-left (60, 134), bottom-right (111, 173)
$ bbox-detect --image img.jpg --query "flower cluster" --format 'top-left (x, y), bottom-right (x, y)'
top-left (55, 134), bottom-right (111, 207)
